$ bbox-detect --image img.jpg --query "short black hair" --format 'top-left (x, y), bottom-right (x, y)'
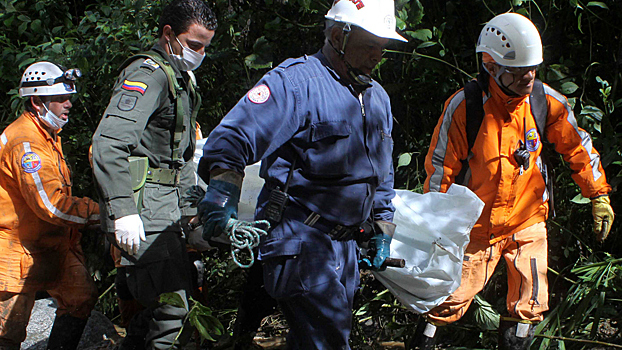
top-left (158, 0), bottom-right (217, 37)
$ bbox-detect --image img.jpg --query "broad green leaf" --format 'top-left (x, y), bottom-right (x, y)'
top-left (30, 19), bottom-right (42, 32)
top-left (570, 193), bottom-right (590, 204)
top-left (406, 29), bottom-right (432, 41)
top-left (17, 15), bottom-right (31, 23)
top-left (191, 316), bottom-right (216, 342)
top-left (397, 153), bottom-right (412, 168)
top-left (587, 1), bottom-right (609, 9)
top-left (472, 294), bottom-right (499, 330)
top-left (561, 82), bottom-right (579, 94)
top-left (159, 292), bottom-right (186, 308)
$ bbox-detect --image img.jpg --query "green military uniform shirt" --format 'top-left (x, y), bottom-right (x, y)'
top-left (92, 43), bottom-right (199, 233)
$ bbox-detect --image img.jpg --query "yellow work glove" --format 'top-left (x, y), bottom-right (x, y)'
top-left (592, 195), bottom-right (614, 242)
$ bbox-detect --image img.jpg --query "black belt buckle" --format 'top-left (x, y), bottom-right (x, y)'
top-left (328, 224), bottom-right (359, 241)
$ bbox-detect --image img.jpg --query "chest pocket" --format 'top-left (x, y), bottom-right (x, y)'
top-left (305, 120), bottom-right (353, 177)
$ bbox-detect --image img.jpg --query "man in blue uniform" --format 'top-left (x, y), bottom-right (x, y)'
top-left (198, 0), bottom-right (406, 348)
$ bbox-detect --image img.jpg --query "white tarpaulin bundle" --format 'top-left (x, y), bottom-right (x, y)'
top-left (373, 186), bottom-right (484, 314)
top-left (195, 139), bottom-right (483, 313)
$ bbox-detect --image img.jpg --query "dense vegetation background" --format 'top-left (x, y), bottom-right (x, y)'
top-left (1, 0), bottom-right (621, 348)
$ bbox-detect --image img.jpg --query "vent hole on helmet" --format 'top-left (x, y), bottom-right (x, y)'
top-left (502, 36), bottom-right (506, 41)
top-left (506, 43), bottom-right (511, 48)
top-left (42, 72), bottom-right (46, 75)
top-left (496, 30), bottom-right (501, 35)
top-left (37, 77), bottom-right (41, 80)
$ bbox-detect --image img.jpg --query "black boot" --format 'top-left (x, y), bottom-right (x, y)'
top-left (46, 314), bottom-right (88, 350)
top-left (498, 318), bottom-right (535, 350)
top-left (406, 318), bottom-right (438, 350)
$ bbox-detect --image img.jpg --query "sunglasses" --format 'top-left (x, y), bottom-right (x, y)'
top-left (503, 65), bottom-right (538, 76)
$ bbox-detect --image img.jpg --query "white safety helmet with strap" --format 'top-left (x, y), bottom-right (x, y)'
top-left (325, 0), bottom-right (407, 42)
top-left (476, 12), bottom-right (543, 67)
top-left (19, 61), bottom-right (81, 97)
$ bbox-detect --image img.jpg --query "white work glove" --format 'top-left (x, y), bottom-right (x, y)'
top-left (114, 214), bottom-right (146, 255)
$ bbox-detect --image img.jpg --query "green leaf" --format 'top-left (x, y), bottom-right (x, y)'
top-left (17, 15), bottom-right (31, 23)
top-left (472, 294), bottom-right (499, 330)
top-left (397, 153), bottom-right (412, 168)
top-left (570, 193), bottom-right (590, 204)
top-left (191, 316), bottom-right (216, 342)
top-left (406, 29), bottom-right (432, 41)
top-left (396, 17), bottom-right (406, 31)
top-left (159, 292), bottom-right (186, 308)
top-left (30, 19), bottom-right (42, 32)
top-left (587, 1), bottom-right (609, 9)
top-left (52, 43), bottom-right (63, 54)
top-left (580, 105), bottom-right (604, 122)
top-left (17, 21), bottom-right (28, 36)
top-left (561, 82), bottom-right (579, 94)
top-left (244, 54), bottom-right (272, 70)
top-left (416, 41), bottom-right (436, 49)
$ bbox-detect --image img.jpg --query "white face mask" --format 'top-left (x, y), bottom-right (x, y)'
top-left (168, 36), bottom-right (205, 71)
top-left (38, 102), bottom-right (68, 131)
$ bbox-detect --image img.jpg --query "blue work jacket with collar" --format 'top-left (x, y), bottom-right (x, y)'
top-left (201, 51), bottom-right (395, 226)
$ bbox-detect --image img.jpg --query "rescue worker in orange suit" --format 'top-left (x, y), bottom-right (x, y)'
top-left (411, 13), bottom-right (615, 350)
top-left (0, 61), bottom-right (100, 350)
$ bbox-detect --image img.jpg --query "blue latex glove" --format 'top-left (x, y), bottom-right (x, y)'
top-left (197, 180), bottom-right (241, 241)
top-left (361, 233), bottom-right (392, 271)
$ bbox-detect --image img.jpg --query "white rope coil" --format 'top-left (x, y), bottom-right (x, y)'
top-left (224, 218), bottom-right (270, 268)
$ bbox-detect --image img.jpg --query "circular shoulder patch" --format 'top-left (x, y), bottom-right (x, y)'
top-left (525, 128), bottom-right (540, 152)
top-left (247, 84), bottom-right (270, 104)
top-left (21, 152), bottom-right (42, 173)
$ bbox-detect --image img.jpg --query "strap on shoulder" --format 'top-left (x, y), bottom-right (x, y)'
top-left (530, 79), bottom-right (548, 143)
top-left (464, 80), bottom-right (485, 152)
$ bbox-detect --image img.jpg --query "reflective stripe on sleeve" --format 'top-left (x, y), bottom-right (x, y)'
top-left (429, 91), bottom-right (467, 192)
top-left (1, 133), bottom-right (7, 145)
top-left (23, 142), bottom-right (87, 225)
top-left (544, 85), bottom-right (603, 181)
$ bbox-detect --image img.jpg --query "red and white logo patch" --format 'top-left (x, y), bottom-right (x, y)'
top-left (247, 84), bottom-right (270, 104)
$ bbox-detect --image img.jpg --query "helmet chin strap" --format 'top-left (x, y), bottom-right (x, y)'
top-left (482, 63), bottom-right (520, 97)
top-left (329, 24), bottom-right (372, 86)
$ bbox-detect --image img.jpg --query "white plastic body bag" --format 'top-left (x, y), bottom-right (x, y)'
top-left (373, 185), bottom-right (484, 314)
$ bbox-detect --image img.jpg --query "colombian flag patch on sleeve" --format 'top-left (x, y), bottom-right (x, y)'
top-left (122, 80), bottom-right (148, 95)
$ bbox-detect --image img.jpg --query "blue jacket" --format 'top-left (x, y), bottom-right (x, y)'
top-left (201, 51), bottom-right (395, 226)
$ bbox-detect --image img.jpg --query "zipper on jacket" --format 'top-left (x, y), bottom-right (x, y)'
top-left (530, 257), bottom-right (540, 306)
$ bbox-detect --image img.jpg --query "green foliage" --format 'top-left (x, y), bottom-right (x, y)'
top-left (159, 292), bottom-right (225, 344)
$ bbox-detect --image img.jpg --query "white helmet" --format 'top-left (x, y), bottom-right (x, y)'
top-left (325, 0), bottom-right (407, 42)
top-left (476, 13), bottom-right (543, 67)
top-left (19, 61), bottom-right (81, 97)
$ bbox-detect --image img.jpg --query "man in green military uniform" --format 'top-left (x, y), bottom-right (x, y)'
top-left (91, 0), bottom-right (216, 348)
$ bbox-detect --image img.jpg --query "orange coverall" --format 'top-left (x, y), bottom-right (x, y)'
top-left (0, 112), bottom-right (99, 344)
top-left (424, 77), bottom-right (611, 324)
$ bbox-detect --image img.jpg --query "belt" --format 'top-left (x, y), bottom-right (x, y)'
top-left (146, 167), bottom-right (180, 186)
top-left (283, 204), bottom-right (361, 241)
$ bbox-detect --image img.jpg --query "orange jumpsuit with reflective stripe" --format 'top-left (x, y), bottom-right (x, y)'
top-left (0, 112), bottom-right (99, 344)
top-left (424, 78), bottom-right (611, 324)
